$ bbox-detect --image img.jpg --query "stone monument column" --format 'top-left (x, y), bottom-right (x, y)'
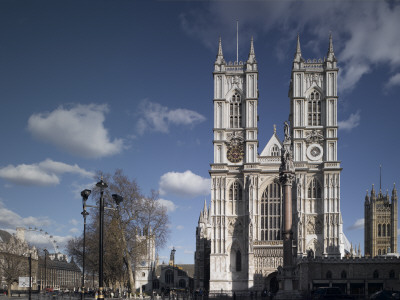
top-left (275, 121), bottom-right (302, 299)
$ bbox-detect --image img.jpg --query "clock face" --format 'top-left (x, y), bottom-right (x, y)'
top-left (227, 145), bottom-right (244, 163)
top-left (307, 144), bottom-right (323, 161)
top-left (310, 146), bottom-right (321, 157)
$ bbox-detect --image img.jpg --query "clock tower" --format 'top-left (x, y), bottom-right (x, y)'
top-left (289, 34), bottom-right (344, 257)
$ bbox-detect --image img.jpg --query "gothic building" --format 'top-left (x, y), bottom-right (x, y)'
top-left (364, 184), bottom-right (398, 257)
top-left (194, 34), bottom-right (346, 293)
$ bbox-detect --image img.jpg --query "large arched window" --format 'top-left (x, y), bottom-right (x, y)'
top-left (230, 92), bottom-right (241, 128)
top-left (383, 224), bottom-right (386, 236)
top-left (229, 181), bottom-right (242, 215)
top-left (179, 279), bottom-right (186, 288)
top-left (378, 224), bottom-right (381, 237)
top-left (307, 178), bottom-right (321, 213)
top-left (308, 90), bottom-right (321, 126)
top-left (236, 250), bottom-right (242, 272)
top-left (271, 145), bottom-right (280, 156)
top-left (261, 182), bottom-right (282, 241)
top-left (165, 269), bottom-right (174, 284)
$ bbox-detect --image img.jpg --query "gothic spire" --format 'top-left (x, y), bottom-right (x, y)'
top-left (392, 183), bottom-right (398, 200)
top-left (371, 184), bottom-right (376, 200)
top-left (365, 190), bottom-right (370, 204)
top-left (203, 198), bottom-right (207, 216)
top-left (293, 33), bottom-right (304, 63)
top-left (215, 37), bottom-right (226, 65)
top-left (247, 36), bottom-right (256, 64)
top-left (326, 33), bottom-right (337, 62)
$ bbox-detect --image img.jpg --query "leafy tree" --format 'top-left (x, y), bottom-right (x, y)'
top-left (67, 169), bottom-right (169, 292)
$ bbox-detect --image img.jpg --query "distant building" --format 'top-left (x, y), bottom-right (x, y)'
top-left (0, 228), bottom-right (39, 294)
top-left (364, 184), bottom-right (398, 256)
top-left (38, 252), bottom-right (81, 291)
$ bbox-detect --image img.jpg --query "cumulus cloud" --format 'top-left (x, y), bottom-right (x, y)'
top-left (136, 100), bottom-right (206, 135)
top-left (181, 1), bottom-right (400, 92)
top-left (69, 219), bottom-right (79, 226)
top-left (159, 170), bottom-right (210, 198)
top-left (347, 218), bottom-right (364, 231)
top-left (385, 73), bottom-right (400, 90)
top-left (338, 110), bottom-right (361, 131)
top-left (0, 159), bottom-right (94, 186)
top-left (157, 199), bottom-right (178, 213)
top-left (0, 199), bottom-right (52, 230)
top-left (28, 104), bottom-right (124, 158)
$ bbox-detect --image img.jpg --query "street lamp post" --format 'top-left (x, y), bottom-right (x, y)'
top-left (81, 179), bottom-right (123, 300)
top-left (28, 253), bottom-right (32, 300)
top-left (96, 179), bottom-right (107, 300)
top-left (81, 189), bottom-right (91, 300)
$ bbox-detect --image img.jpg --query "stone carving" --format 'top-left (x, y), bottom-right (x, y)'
top-left (280, 121), bottom-right (295, 174)
top-left (305, 129), bottom-right (324, 145)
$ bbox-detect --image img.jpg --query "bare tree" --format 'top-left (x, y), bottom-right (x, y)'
top-left (67, 169), bottom-right (170, 293)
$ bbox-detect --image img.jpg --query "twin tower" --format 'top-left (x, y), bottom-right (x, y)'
top-left (195, 34), bottom-right (345, 293)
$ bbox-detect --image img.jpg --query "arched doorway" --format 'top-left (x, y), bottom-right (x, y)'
top-left (270, 276), bottom-right (279, 293)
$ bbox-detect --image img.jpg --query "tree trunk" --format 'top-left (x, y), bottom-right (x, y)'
top-left (7, 283), bottom-right (11, 298)
top-left (119, 225), bottom-right (135, 298)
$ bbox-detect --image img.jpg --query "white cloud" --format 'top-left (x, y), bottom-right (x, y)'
top-left (0, 159), bottom-right (93, 186)
top-left (69, 219), bottom-right (79, 226)
top-left (338, 111), bottom-right (360, 131)
top-left (136, 100), bottom-right (206, 135)
top-left (347, 218), bottom-right (364, 231)
top-left (157, 199), bottom-right (177, 213)
top-left (181, 1), bottom-right (400, 93)
top-left (0, 199), bottom-right (52, 230)
top-left (69, 228), bottom-right (79, 234)
top-left (184, 249), bottom-right (194, 255)
top-left (28, 104), bottom-right (124, 158)
top-left (176, 225), bottom-right (184, 230)
top-left (385, 73), bottom-right (400, 90)
top-left (159, 170), bottom-right (210, 198)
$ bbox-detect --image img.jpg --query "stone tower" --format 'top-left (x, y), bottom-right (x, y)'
top-left (289, 34), bottom-right (345, 257)
top-left (209, 36), bottom-right (259, 292)
top-left (364, 184), bottom-right (398, 256)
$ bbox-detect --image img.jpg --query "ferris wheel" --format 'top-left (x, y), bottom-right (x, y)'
top-left (26, 226), bottom-right (60, 254)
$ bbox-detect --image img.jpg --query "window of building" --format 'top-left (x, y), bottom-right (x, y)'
top-left (179, 279), bottom-right (186, 288)
top-left (229, 181), bottom-right (242, 215)
top-left (387, 224), bottom-right (391, 236)
top-left (261, 182), bottom-right (282, 241)
top-left (153, 279), bottom-right (159, 289)
top-left (389, 270), bottom-right (395, 279)
top-left (326, 271), bottom-right (332, 279)
top-left (271, 145), bottom-right (280, 156)
top-left (378, 224), bottom-right (381, 237)
top-left (142, 272), bottom-right (145, 277)
top-left (307, 178), bottom-right (321, 213)
top-left (230, 92), bottom-right (241, 128)
top-left (383, 224), bottom-right (386, 236)
top-left (307, 90), bottom-right (321, 126)
top-left (378, 249), bottom-right (381, 255)
top-left (373, 270), bottom-right (379, 279)
top-left (236, 250), bottom-right (242, 272)
top-left (165, 270), bottom-right (174, 284)
top-left (341, 270), bottom-right (347, 279)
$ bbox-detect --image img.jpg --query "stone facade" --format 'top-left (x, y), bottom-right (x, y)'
top-left (298, 256), bottom-right (400, 297)
top-left (194, 35), bottom-right (346, 294)
top-left (364, 184), bottom-right (398, 257)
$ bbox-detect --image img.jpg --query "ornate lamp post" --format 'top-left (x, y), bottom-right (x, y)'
top-left (28, 253), bottom-right (32, 300)
top-left (80, 189), bottom-right (91, 300)
top-left (80, 179), bottom-right (123, 300)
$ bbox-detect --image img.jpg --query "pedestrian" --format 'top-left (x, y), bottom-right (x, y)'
top-left (233, 292), bottom-right (236, 300)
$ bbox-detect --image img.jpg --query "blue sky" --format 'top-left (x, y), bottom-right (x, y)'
top-left (0, 0), bottom-right (400, 264)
